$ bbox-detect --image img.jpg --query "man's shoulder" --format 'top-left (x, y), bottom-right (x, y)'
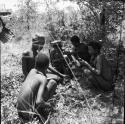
top-left (28, 69), bottom-right (47, 80)
top-left (99, 54), bottom-right (111, 68)
top-left (77, 43), bottom-right (88, 51)
top-left (99, 54), bottom-right (106, 60)
top-left (80, 43), bottom-right (87, 47)
top-left (96, 54), bottom-right (104, 62)
top-left (34, 69), bottom-right (47, 81)
top-left (37, 73), bottom-right (47, 83)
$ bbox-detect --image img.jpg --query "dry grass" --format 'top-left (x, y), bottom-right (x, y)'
top-left (1, 40), bottom-right (124, 124)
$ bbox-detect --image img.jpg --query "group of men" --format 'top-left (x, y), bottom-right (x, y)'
top-left (16, 34), bottom-right (115, 123)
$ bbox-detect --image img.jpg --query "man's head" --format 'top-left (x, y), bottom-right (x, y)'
top-left (70, 35), bottom-right (80, 47)
top-left (32, 35), bottom-right (45, 56)
top-left (88, 42), bottom-right (102, 55)
top-left (35, 52), bottom-right (49, 71)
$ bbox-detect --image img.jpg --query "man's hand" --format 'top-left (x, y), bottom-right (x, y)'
top-left (83, 69), bottom-right (91, 75)
top-left (79, 59), bottom-right (89, 67)
top-left (71, 55), bottom-right (81, 67)
top-left (75, 60), bottom-right (81, 67)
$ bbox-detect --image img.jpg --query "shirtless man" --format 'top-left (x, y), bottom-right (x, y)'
top-left (76, 42), bottom-right (114, 92)
top-left (17, 52), bottom-right (64, 123)
top-left (50, 40), bottom-right (65, 73)
top-left (22, 35), bottom-right (45, 77)
top-left (50, 40), bottom-right (72, 75)
top-left (22, 36), bottom-right (67, 82)
top-left (70, 35), bottom-right (91, 63)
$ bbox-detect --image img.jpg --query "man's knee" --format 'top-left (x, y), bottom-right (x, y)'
top-left (49, 79), bottom-right (57, 83)
top-left (47, 79), bottom-right (57, 91)
top-left (88, 75), bottom-right (100, 88)
top-left (47, 79), bottom-right (57, 99)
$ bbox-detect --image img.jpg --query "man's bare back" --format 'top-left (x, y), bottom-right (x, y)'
top-left (17, 69), bottom-right (47, 112)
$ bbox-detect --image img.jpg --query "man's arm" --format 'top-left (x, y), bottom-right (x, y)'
top-left (80, 56), bottom-right (102, 75)
top-left (22, 56), bottom-right (29, 77)
top-left (71, 55), bottom-right (81, 67)
top-left (36, 76), bottom-right (47, 105)
top-left (71, 49), bottom-right (79, 59)
top-left (48, 66), bottom-right (65, 78)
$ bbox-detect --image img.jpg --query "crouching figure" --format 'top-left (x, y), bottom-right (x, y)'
top-left (16, 52), bottom-right (64, 123)
top-left (77, 42), bottom-right (114, 92)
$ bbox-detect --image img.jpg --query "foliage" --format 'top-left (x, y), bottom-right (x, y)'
top-left (1, 41), bottom-right (124, 124)
top-left (1, 0), bottom-right (124, 124)
top-left (5, 0), bottom-right (124, 44)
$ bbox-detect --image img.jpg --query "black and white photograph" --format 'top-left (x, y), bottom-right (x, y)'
top-left (1, 0), bottom-right (125, 124)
